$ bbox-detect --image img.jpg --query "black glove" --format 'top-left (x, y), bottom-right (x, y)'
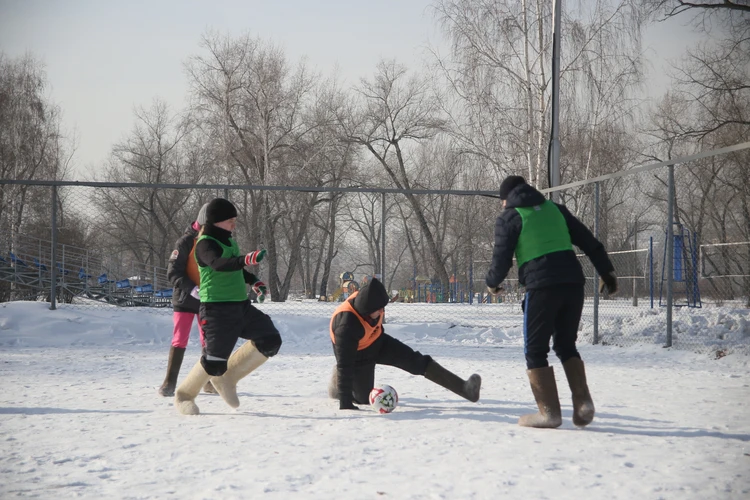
top-left (599, 272), bottom-right (618, 295)
top-left (520, 298), bottom-right (526, 312)
top-left (339, 398), bottom-right (360, 411)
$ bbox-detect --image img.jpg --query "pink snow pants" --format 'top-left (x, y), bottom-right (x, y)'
top-left (171, 311), bottom-right (206, 348)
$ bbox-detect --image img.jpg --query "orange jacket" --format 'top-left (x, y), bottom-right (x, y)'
top-left (329, 291), bottom-right (383, 350)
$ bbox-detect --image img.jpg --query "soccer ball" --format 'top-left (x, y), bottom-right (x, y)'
top-left (369, 385), bottom-right (398, 414)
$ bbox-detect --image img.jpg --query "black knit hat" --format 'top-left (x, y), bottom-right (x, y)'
top-left (499, 175), bottom-right (526, 200)
top-left (353, 278), bottom-right (390, 317)
top-left (205, 198), bottom-right (238, 224)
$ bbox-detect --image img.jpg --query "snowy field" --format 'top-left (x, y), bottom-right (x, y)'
top-left (1, 301), bottom-right (749, 499)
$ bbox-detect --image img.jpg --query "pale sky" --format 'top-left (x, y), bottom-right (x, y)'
top-left (0, 0), bottom-right (698, 179)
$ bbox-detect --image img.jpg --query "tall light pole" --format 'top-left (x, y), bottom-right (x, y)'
top-left (549, 0), bottom-right (562, 201)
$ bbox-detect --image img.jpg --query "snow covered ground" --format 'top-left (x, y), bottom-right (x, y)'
top-left (1, 301), bottom-right (749, 499)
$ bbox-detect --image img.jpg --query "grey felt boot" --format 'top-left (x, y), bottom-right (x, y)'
top-left (518, 366), bottom-right (562, 429)
top-left (327, 365), bottom-right (338, 399)
top-left (424, 359), bottom-right (481, 402)
top-left (562, 357), bottom-right (595, 427)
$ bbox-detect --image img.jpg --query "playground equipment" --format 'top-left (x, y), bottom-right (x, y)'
top-left (660, 223), bottom-right (701, 308)
top-left (324, 271), bottom-right (360, 302)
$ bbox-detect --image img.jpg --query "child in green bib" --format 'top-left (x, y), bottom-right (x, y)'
top-left (174, 198), bottom-right (282, 415)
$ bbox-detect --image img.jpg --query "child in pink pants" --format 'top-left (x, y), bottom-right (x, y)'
top-left (158, 205), bottom-right (215, 397)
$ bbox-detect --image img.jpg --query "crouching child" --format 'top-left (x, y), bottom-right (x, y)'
top-left (328, 278), bottom-right (481, 410)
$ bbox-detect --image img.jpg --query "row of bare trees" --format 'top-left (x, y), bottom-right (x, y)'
top-left (0, 53), bottom-right (75, 250)
top-left (643, 1), bottom-right (749, 303)
top-left (2, 1), bottom-right (748, 302)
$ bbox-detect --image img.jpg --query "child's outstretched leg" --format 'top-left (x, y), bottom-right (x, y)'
top-left (377, 335), bottom-right (481, 402)
top-left (424, 358), bottom-right (482, 402)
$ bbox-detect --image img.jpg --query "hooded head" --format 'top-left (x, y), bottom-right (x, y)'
top-left (499, 175), bottom-right (527, 200)
top-left (205, 198), bottom-right (238, 225)
top-left (352, 278), bottom-right (390, 318)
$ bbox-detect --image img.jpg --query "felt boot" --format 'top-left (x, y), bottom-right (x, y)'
top-left (424, 359), bottom-right (481, 402)
top-left (562, 357), bottom-right (595, 427)
top-left (518, 366), bottom-right (562, 428)
top-left (174, 361), bottom-right (211, 415)
top-left (210, 341), bottom-right (268, 409)
top-left (158, 346), bottom-right (185, 397)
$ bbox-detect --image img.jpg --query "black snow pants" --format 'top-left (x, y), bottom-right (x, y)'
top-left (523, 283), bottom-right (584, 369)
top-left (199, 300), bottom-right (282, 375)
top-left (334, 333), bottom-right (431, 405)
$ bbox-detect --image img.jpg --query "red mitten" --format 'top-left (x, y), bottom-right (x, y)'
top-left (245, 249), bottom-right (267, 266)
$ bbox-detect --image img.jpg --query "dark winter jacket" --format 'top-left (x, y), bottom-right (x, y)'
top-left (167, 224), bottom-right (200, 313)
top-left (330, 278), bottom-right (391, 405)
top-left (194, 224), bottom-right (259, 299)
top-left (485, 183), bottom-right (614, 291)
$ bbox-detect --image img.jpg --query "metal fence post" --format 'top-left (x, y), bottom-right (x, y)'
top-left (381, 192), bottom-right (386, 285)
top-left (50, 186), bottom-right (58, 310)
top-left (633, 220), bottom-right (638, 307)
top-left (61, 244), bottom-right (66, 290)
top-left (38, 239), bottom-right (42, 283)
top-left (666, 165), bottom-right (674, 347)
top-left (469, 253), bottom-right (473, 305)
top-left (593, 182), bottom-right (600, 345)
top-left (649, 236), bottom-right (654, 309)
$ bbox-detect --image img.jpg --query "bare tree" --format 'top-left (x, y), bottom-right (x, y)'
top-left (342, 60), bottom-right (455, 296)
top-left (0, 53), bottom-right (74, 252)
top-left (91, 99), bottom-right (207, 270)
top-left (186, 32), bottom-right (346, 301)
top-left (642, 0), bottom-right (749, 143)
top-left (642, 1), bottom-right (749, 302)
top-left (432, 0), bottom-right (647, 188)
top-left (341, 191), bottom-right (386, 277)
top-left (644, 0), bottom-right (750, 17)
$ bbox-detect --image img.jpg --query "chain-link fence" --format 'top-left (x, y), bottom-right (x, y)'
top-left (1, 143), bottom-right (749, 355)
top-left (545, 143), bottom-right (750, 354)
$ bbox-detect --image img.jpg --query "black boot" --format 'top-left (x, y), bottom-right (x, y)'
top-left (158, 346), bottom-right (185, 397)
top-left (424, 359), bottom-right (481, 402)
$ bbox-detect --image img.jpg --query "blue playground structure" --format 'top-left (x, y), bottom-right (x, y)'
top-left (660, 224), bottom-right (701, 308)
